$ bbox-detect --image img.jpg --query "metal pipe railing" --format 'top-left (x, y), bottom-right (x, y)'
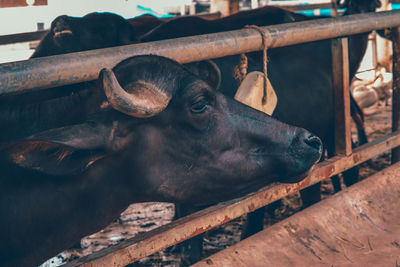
top-left (271, 3), bottom-right (333, 11)
top-left (1, 10), bottom-right (400, 95)
top-left (0, 30), bottom-right (47, 45)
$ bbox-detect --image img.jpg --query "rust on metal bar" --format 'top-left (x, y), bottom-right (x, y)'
top-left (63, 131), bottom-right (400, 267)
top-left (332, 37), bottom-right (352, 156)
top-left (1, 10), bottom-right (400, 95)
top-left (392, 27), bottom-right (400, 163)
top-left (272, 3), bottom-right (333, 12)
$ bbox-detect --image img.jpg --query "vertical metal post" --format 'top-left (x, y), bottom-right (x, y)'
top-left (251, 0), bottom-right (259, 9)
top-left (229, 0), bottom-right (239, 15)
top-left (331, 0), bottom-right (338, 17)
top-left (331, 0), bottom-right (351, 156)
top-left (392, 27), bottom-right (400, 164)
top-left (189, 2), bottom-right (196, 15)
top-left (210, 0), bottom-right (239, 17)
top-left (332, 38), bottom-right (352, 156)
top-left (377, 0), bottom-right (392, 70)
top-left (371, 31), bottom-right (378, 70)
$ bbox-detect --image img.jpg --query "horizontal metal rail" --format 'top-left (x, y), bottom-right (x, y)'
top-left (64, 130), bottom-right (400, 267)
top-left (271, 3), bottom-right (332, 11)
top-left (1, 10), bottom-right (400, 95)
top-left (0, 12), bottom-right (221, 46)
top-left (0, 30), bottom-right (47, 45)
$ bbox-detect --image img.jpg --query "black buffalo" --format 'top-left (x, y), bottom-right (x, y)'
top-left (0, 55), bottom-right (322, 267)
top-left (31, 12), bottom-right (138, 58)
top-left (137, 0), bottom-right (380, 261)
top-left (140, 0), bottom-right (379, 197)
top-left (127, 14), bottom-right (164, 37)
top-left (0, 2), bottom-right (376, 264)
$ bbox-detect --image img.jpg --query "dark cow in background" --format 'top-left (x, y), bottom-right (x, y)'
top-left (127, 14), bottom-right (164, 37)
top-left (31, 12), bottom-right (138, 58)
top-left (0, 55), bottom-right (322, 267)
top-left (31, 12), bottom-right (165, 59)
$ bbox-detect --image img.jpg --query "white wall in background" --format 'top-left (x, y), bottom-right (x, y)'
top-left (0, 0), bottom-right (193, 35)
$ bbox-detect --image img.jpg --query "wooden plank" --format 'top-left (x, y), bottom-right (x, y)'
top-left (193, 162), bottom-right (400, 267)
top-left (64, 131), bottom-right (400, 267)
top-left (332, 38), bottom-right (352, 156)
top-left (392, 27), bottom-right (400, 163)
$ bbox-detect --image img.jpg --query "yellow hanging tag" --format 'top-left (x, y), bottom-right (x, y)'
top-left (234, 71), bottom-right (277, 115)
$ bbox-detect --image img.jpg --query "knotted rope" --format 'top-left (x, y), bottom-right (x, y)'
top-left (234, 25), bottom-right (269, 104)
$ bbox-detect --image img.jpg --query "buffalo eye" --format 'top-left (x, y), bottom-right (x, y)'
top-left (190, 96), bottom-right (209, 114)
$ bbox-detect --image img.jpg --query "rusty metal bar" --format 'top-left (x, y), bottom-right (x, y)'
top-left (271, 3), bottom-right (333, 12)
top-left (1, 10), bottom-right (400, 95)
top-left (330, 0), bottom-right (351, 156)
top-left (0, 30), bottom-right (47, 45)
top-left (332, 37), bottom-right (352, 156)
top-left (392, 27), bottom-right (400, 163)
top-left (64, 130), bottom-right (400, 267)
top-left (166, 11), bottom-right (222, 21)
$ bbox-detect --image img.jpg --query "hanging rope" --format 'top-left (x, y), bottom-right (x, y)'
top-left (234, 25), bottom-right (269, 104)
top-left (233, 53), bottom-right (248, 82)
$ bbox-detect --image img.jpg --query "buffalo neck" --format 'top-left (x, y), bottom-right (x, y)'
top-left (0, 157), bottom-right (136, 267)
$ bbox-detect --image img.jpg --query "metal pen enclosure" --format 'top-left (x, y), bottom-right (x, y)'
top-left (0, 9), bottom-right (399, 267)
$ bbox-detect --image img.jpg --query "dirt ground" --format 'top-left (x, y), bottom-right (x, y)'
top-left (41, 94), bottom-right (393, 267)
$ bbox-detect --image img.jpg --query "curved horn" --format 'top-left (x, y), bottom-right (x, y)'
top-left (100, 68), bottom-right (172, 118)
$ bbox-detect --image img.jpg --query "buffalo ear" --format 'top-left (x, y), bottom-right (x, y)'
top-left (185, 60), bottom-right (221, 90)
top-left (1, 123), bottom-right (112, 176)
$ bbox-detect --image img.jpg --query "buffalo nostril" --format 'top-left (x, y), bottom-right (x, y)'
top-left (304, 134), bottom-right (322, 152)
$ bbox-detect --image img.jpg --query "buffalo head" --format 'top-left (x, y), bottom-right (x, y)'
top-left (3, 55), bottom-right (322, 206)
top-left (31, 12), bottom-right (137, 58)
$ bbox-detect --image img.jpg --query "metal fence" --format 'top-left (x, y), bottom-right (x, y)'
top-left (0, 9), bottom-right (399, 267)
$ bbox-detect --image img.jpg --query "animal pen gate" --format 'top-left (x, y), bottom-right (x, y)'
top-left (1, 10), bottom-right (400, 267)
